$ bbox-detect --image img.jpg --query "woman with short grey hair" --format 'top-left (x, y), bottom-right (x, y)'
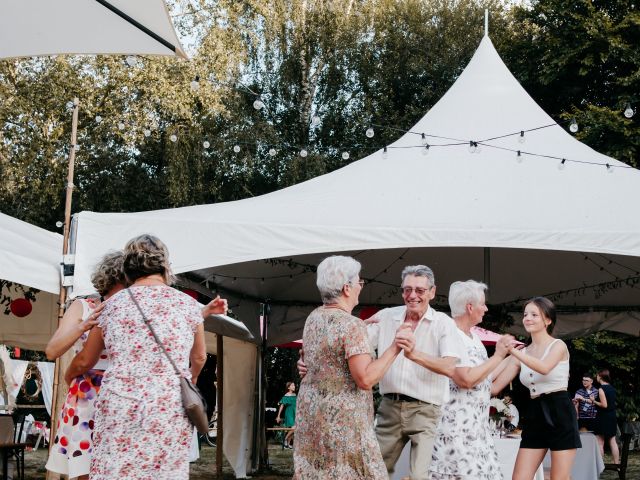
top-left (429, 280), bottom-right (512, 480)
top-left (294, 255), bottom-right (412, 479)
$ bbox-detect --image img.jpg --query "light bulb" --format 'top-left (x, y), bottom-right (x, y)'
top-left (55, 221), bottom-right (63, 228)
top-left (624, 103), bottom-right (634, 118)
top-left (300, 148), bottom-right (308, 158)
top-left (95, 115), bottom-right (102, 124)
top-left (170, 134), bottom-right (177, 142)
top-left (516, 151), bottom-right (523, 163)
top-left (475, 143), bottom-right (482, 153)
top-left (203, 141), bottom-right (210, 149)
top-left (253, 98), bottom-right (265, 110)
top-left (569, 118), bottom-right (578, 133)
top-left (311, 116), bottom-right (320, 127)
top-left (233, 145), bottom-right (241, 153)
top-left (126, 55), bottom-right (138, 67)
top-left (421, 133), bottom-right (427, 145)
top-left (606, 164), bottom-right (614, 174)
top-left (518, 131), bottom-right (525, 144)
top-left (143, 129), bottom-right (151, 137)
top-left (558, 159), bottom-right (566, 170)
top-left (421, 145), bottom-right (430, 156)
top-left (468, 141), bottom-right (477, 153)
top-left (342, 152), bottom-right (350, 160)
top-left (366, 128), bottom-right (374, 138)
top-left (66, 101), bottom-right (74, 111)
top-left (382, 146), bottom-right (388, 159)
top-left (269, 148), bottom-right (277, 157)
top-left (118, 122), bottom-right (125, 130)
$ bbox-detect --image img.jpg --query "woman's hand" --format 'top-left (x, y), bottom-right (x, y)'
top-left (276, 416), bottom-right (281, 424)
top-left (495, 335), bottom-right (514, 358)
top-left (202, 295), bottom-right (229, 317)
top-left (394, 324), bottom-right (416, 357)
top-left (78, 302), bottom-right (105, 333)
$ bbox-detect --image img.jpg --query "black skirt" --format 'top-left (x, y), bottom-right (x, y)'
top-left (520, 391), bottom-right (582, 451)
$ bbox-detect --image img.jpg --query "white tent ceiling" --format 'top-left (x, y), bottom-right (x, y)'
top-left (0, 0), bottom-right (187, 59)
top-left (69, 36), bottom-right (640, 345)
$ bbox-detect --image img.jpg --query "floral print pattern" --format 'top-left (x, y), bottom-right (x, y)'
top-left (293, 307), bottom-right (387, 480)
top-left (429, 331), bottom-right (501, 480)
top-left (46, 299), bottom-right (108, 478)
top-left (90, 286), bottom-right (202, 480)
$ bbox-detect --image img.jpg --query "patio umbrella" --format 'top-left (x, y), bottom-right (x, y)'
top-left (0, 0), bottom-right (187, 59)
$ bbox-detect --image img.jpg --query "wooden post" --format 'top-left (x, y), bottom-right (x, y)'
top-left (46, 98), bottom-right (79, 480)
top-left (216, 334), bottom-right (224, 477)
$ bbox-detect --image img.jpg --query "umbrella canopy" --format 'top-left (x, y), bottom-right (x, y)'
top-left (0, 0), bottom-right (187, 59)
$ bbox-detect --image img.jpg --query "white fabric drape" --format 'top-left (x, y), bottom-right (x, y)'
top-left (8, 360), bottom-right (28, 407)
top-left (37, 361), bottom-right (55, 415)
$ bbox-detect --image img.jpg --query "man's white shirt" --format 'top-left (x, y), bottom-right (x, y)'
top-left (367, 305), bottom-right (464, 406)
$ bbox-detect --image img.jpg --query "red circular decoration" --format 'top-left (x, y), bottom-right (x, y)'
top-left (183, 289), bottom-right (199, 300)
top-left (10, 298), bottom-right (32, 317)
top-left (358, 306), bottom-right (379, 320)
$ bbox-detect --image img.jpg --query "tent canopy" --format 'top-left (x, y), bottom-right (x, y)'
top-left (70, 36), bottom-right (640, 345)
top-left (0, 0), bottom-right (187, 59)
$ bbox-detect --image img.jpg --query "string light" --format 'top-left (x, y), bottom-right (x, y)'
top-left (518, 131), bottom-right (525, 144)
top-left (468, 141), bottom-right (477, 153)
top-left (300, 148), bottom-right (308, 158)
top-left (342, 152), bottom-right (350, 160)
top-left (366, 128), bottom-right (375, 138)
top-left (203, 140), bottom-right (210, 149)
top-left (169, 134), bottom-right (177, 142)
top-left (125, 55), bottom-right (138, 67)
top-left (421, 133), bottom-right (428, 145)
top-left (118, 122), bottom-right (125, 131)
top-left (421, 144), bottom-right (430, 156)
top-left (624, 103), bottom-right (634, 119)
top-left (143, 129), bottom-right (151, 137)
top-left (558, 158), bottom-right (566, 170)
top-left (65, 101), bottom-right (74, 111)
top-left (311, 116), bottom-right (321, 127)
top-left (606, 163), bottom-right (614, 174)
top-left (190, 76), bottom-right (200, 92)
top-left (253, 97), bottom-right (265, 110)
top-left (569, 118), bottom-right (579, 133)
top-left (95, 115), bottom-right (102, 124)
top-left (233, 144), bottom-right (241, 153)
top-left (269, 148), bottom-right (277, 157)
top-left (516, 150), bottom-right (523, 163)
top-left (382, 146), bottom-right (388, 159)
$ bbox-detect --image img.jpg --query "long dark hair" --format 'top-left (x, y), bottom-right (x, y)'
top-left (526, 296), bottom-right (557, 334)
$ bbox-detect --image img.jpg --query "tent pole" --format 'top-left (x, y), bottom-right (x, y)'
top-left (483, 247), bottom-right (491, 291)
top-left (46, 98), bottom-right (80, 480)
top-left (260, 304), bottom-right (269, 469)
top-left (216, 334), bottom-right (224, 477)
top-left (484, 9), bottom-right (489, 37)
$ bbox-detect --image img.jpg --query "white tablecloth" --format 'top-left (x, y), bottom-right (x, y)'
top-left (392, 437), bottom-right (543, 480)
top-left (543, 432), bottom-right (604, 480)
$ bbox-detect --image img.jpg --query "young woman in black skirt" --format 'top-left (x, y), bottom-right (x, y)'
top-left (492, 297), bottom-right (581, 480)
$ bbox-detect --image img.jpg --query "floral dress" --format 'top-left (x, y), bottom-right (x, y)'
top-left (293, 307), bottom-right (388, 480)
top-left (89, 286), bottom-right (202, 480)
top-left (429, 329), bottom-right (501, 480)
top-left (46, 298), bottom-right (110, 478)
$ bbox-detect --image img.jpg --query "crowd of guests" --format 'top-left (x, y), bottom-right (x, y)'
top-left (293, 256), bottom-right (621, 480)
top-left (43, 244), bottom-right (620, 480)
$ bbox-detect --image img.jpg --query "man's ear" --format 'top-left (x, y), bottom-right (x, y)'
top-left (429, 286), bottom-right (437, 301)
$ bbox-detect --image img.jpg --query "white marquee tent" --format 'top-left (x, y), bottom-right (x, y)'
top-left (69, 36), bottom-right (640, 349)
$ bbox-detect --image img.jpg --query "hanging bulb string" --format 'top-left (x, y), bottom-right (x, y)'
top-left (478, 123), bottom-right (558, 143)
top-left (595, 253), bottom-right (640, 276)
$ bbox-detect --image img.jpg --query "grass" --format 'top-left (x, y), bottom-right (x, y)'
top-left (21, 441), bottom-right (640, 479)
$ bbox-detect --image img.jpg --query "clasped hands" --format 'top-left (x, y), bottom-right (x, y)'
top-left (394, 323), bottom-right (417, 357)
top-left (496, 334), bottom-right (522, 358)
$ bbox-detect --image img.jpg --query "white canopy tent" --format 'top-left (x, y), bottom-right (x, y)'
top-left (0, 0), bottom-right (187, 60)
top-left (69, 36), bottom-right (640, 348)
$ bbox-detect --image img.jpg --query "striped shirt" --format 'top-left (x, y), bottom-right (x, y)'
top-left (367, 305), bottom-right (463, 406)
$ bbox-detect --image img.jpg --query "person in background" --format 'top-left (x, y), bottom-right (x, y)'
top-left (594, 369), bottom-right (620, 464)
top-left (492, 297), bottom-right (580, 480)
top-left (503, 392), bottom-right (520, 430)
top-left (45, 251), bottom-right (126, 480)
top-left (573, 374), bottom-right (598, 431)
top-left (293, 255), bottom-right (413, 479)
top-left (276, 381), bottom-right (297, 449)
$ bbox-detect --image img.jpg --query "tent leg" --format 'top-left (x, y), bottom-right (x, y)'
top-left (216, 335), bottom-right (224, 477)
top-left (46, 99), bottom-right (79, 480)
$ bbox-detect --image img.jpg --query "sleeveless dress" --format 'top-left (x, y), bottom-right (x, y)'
top-left (89, 286), bottom-right (203, 480)
top-left (429, 329), bottom-right (501, 479)
top-left (595, 384), bottom-right (617, 439)
top-left (46, 299), bottom-right (110, 478)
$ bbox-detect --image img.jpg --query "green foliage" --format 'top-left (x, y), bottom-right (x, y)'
top-left (264, 347), bottom-right (301, 408)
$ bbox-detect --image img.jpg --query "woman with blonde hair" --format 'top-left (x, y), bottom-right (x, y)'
top-left (66, 234), bottom-right (228, 480)
top-left (45, 251), bottom-right (126, 480)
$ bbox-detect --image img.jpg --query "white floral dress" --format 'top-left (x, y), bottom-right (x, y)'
top-left (46, 298), bottom-right (110, 478)
top-left (429, 329), bottom-right (501, 479)
top-left (89, 286), bottom-right (202, 480)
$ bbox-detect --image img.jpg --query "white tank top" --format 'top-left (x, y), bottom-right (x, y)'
top-left (519, 339), bottom-right (569, 396)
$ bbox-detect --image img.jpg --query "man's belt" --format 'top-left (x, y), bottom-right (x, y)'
top-left (384, 393), bottom-right (420, 402)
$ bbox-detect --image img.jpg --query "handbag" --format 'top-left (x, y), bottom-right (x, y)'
top-left (127, 288), bottom-right (209, 434)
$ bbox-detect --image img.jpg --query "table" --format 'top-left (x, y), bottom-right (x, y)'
top-left (542, 432), bottom-right (604, 480)
top-left (391, 437), bottom-right (543, 480)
